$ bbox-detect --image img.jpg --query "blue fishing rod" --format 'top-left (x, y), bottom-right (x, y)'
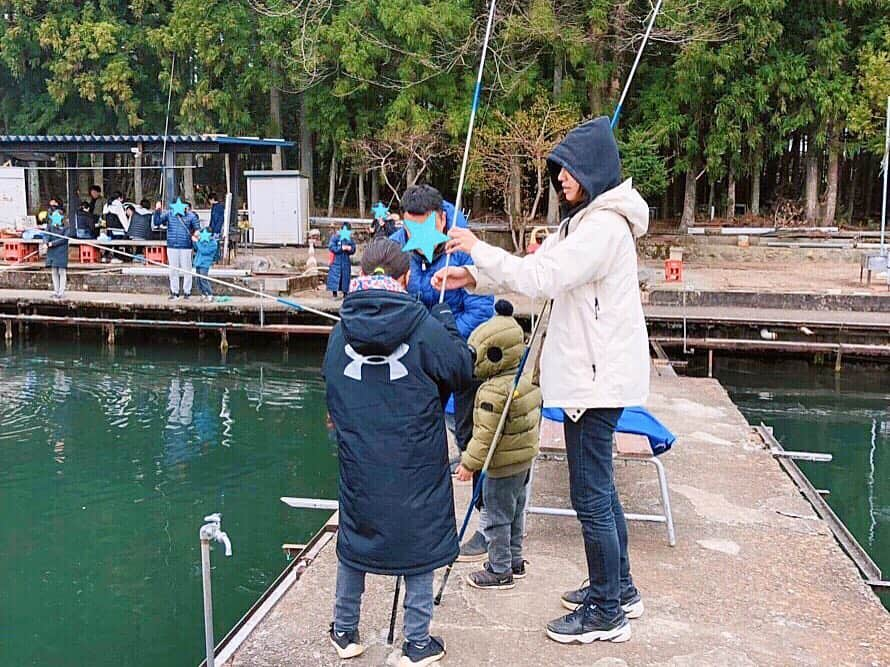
top-left (434, 0), bottom-right (664, 605)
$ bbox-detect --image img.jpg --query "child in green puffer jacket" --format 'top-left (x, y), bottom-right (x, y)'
top-left (454, 299), bottom-right (542, 590)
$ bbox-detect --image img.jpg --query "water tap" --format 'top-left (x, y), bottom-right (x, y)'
top-left (200, 513), bottom-right (233, 557)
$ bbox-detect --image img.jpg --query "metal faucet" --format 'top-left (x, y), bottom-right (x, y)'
top-left (200, 513), bottom-right (232, 556)
top-left (200, 513), bottom-right (233, 667)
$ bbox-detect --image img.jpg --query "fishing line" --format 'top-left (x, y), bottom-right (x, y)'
top-left (38, 227), bottom-right (341, 322)
top-left (160, 53), bottom-right (176, 199)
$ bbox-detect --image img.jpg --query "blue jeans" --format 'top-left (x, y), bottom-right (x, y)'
top-left (564, 408), bottom-right (634, 617)
top-left (195, 266), bottom-right (212, 296)
top-left (482, 471), bottom-right (528, 574)
top-left (334, 560), bottom-right (434, 644)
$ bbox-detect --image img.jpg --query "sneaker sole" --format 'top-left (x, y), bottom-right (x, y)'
top-left (330, 637), bottom-right (364, 659)
top-left (513, 571), bottom-right (527, 580)
top-left (456, 552), bottom-right (488, 563)
top-left (397, 652), bottom-right (445, 667)
top-left (466, 576), bottom-right (515, 591)
top-left (545, 622), bottom-right (632, 644)
top-left (560, 598), bottom-right (644, 619)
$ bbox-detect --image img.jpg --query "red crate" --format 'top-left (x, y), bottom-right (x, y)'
top-left (664, 259), bottom-right (683, 282)
top-left (80, 245), bottom-right (100, 264)
top-left (145, 245), bottom-right (168, 265)
top-left (3, 240), bottom-right (40, 263)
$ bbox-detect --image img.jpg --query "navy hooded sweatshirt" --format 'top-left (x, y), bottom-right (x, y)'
top-left (323, 290), bottom-right (474, 576)
top-left (547, 116), bottom-right (622, 219)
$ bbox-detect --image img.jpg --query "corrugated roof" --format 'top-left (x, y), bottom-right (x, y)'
top-left (0, 134), bottom-right (293, 148)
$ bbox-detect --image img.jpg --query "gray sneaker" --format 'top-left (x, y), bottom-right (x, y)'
top-left (456, 530), bottom-right (488, 563)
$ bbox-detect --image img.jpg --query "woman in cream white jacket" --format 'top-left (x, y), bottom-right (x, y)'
top-left (433, 116), bottom-right (650, 645)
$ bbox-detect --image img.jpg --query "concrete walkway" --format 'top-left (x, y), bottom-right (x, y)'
top-left (225, 374), bottom-right (890, 666)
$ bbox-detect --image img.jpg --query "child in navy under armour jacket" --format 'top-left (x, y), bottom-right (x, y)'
top-left (322, 237), bottom-right (473, 666)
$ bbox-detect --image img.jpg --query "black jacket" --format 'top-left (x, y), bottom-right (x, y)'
top-left (128, 212), bottom-right (153, 240)
top-left (323, 290), bottom-right (474, 575)
top-left (547, 116), bottom-right (622, 219)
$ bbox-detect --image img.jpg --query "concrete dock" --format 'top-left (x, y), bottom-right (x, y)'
top-left (224, 373), bottom-right (890, 666)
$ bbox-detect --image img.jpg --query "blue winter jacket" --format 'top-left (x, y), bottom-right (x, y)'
top-left (154, 210), bottom-right (200, 249)
top-left (193, 236), bottom-right (218, 269)
top-left (390, 201), bottom-right (494, 339)
top-left (327, 232), bottom-right (355, 293)
top-left (323, 290), bottom-right (474, 575)
top-left (209, 202), bottom-right (225, 235)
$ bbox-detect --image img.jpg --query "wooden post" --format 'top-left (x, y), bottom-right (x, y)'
top-left (220, 328), bottom-right (229, 352)
top-left (164, 147), bottom-right (177, 204)
top-left (708, 349), bottom-right (714, 378)
top-left (27, 161), bottom-right (40, 212)
top-left (834, 345), bottom-right (843, 373)
top-left (65, 154), bottom-right (80, 213)
top-left (92, 153), bottom-right (104, 194)
top-left (4, 320), bottom-right (12, 342)
top-left (106, 324), bottom-right (116, 346)
top-left (222, 192), bottom-right (232, 265)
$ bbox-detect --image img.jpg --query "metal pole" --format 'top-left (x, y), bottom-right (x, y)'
top-left (438, 0), bottom-right (497, 304)
top-left (880, 96), bottom-right (889, 256)
top-left (201, 538), bottom-right (216, 667)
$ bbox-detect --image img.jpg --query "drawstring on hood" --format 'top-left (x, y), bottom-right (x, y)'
top-left (547, 116), bottom-right (622, 219)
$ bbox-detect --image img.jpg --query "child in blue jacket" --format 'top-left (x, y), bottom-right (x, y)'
top-left (193, 228), bottom-right (218, 302)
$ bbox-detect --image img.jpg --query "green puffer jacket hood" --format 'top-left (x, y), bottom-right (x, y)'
top-left (462, 301), bottom-right (542, 478)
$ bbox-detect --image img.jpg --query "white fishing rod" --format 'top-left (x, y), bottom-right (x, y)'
top-left (38, 227), bottom-right (340, 323)
top-left (437, 0), bottom-right (497, 304)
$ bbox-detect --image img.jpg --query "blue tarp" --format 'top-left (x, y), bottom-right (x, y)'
top-left (541, 406), bottom-right (675, 456)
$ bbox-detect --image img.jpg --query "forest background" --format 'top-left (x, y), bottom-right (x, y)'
top-left (1, 0), bottom-right (888, 247)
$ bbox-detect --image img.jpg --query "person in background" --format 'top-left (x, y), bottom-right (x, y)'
top-left (73, 200), bottom-right (97, 239)
top-left (193, 228), bottom-right (218, 302)
top-left (103, 191), bottom-right (127, 232)
top-left (323, 237), bottom-right (473, 666)
top-left (208, 193), bottom-right (226, 236)
top-left (370, 205), bottom-right (399, 239)
top-left (390, 184), bottom-right (494, 561)
top-left (154, 200), bottom-right (201, 300)
top-left (44, 207), bottom-right (72, 299)
top-left (124, 204), bottom-right (152, 240)
top-left (327, 222), bottom-right (355, 298)
top-left (87, 185), bottom-right (105, 219)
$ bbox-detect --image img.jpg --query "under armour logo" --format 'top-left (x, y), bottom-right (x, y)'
top-left (344, 344), bottom-right (410, 381)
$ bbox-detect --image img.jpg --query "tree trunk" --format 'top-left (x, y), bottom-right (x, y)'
top-left (183, 153), bottom-right (195, 202)
top-left (681, 168), bottom-right (696, 232)
top-left (750, 165), bottom-right (761, 216)
top-left (726, 167), bottom-right (736, 219)
top-left (406, 157), bottom-right (417, 187)
top-left (358, 168), bottom-right (366, 217)
top-left (134, 146), bottom-right (143, 204)
top-left (370, 168), bottom-right (379, 203)
top-left (588, 34), bottom-right (603, 116)
top-left (510, 156), bottom-right (523, 251)
top-left (790, 133), bottom-right (802, 194)
top-left (804, 146), bottom-right (819, 224)
top-left (846, 155), bottom-right (859, 222)
top-left (300, 94), bottom-right (314, 210)
top-left (863, 155), bottom-right (875, 219)
top-left (707, 180), bottom-right (715, 219)
top-left (91, 153), bottom-right (103, 195)
top-left (822, 135), bottom-right (840, 225)
top-left (327, 147), bottom-right (337, 217)
top-left (547, 55), bottom-right (563, 225)
top-left (270, 79), bottom-right (283, 170)
top-left (27, 161), bottom-right (40, 213)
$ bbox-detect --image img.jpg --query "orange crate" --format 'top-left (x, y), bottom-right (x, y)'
top-left (664, 259), bottom-right (683, 282)
top-left (80, 245), bottom-right (100, 264)
top-left (3, 240), bottom-right (39, 263)
top-left (145, 245), bottom-right (167, 265)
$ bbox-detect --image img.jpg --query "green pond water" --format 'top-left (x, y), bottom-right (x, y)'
top-left (689, 355), bottom-right (890, 608)
top-left (0, 337), bottom-right (337, 666)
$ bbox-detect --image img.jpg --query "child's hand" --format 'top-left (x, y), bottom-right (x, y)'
top-left (454, 463), bottom-right (473, 482)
